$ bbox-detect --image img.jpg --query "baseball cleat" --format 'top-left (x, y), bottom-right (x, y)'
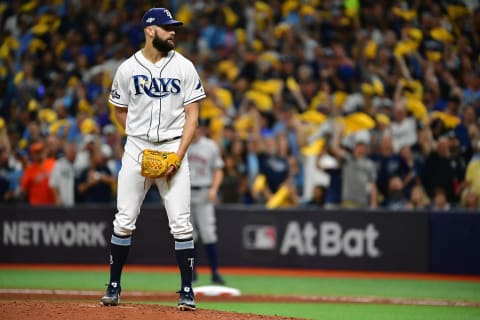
top-left (100, 282), bottom-right (121, 306)
top-left (212, 273), bottom-right (226, 285)
top-left (177, 287), bottom-right (196, 311)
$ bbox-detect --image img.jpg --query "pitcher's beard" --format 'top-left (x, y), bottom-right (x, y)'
top-left (153, 35), bottom-right (174, 53)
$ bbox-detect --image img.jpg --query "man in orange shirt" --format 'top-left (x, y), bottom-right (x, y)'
top-left (20, 142), bottom-right (56, 205)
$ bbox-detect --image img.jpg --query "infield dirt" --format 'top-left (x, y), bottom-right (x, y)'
top-left (0, 300), bottom-right (304, 320)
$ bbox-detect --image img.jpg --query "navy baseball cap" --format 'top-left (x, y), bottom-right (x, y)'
top-left (142, 8), bottom-right (183, 28)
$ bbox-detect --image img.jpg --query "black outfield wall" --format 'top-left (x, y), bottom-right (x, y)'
top-left (0, 205), bottom-right (478, 274)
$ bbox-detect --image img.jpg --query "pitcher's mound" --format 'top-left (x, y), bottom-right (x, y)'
top-left (0, 301), bottom-right (302, 320)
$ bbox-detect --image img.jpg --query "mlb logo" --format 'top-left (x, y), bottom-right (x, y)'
top-left (243, 225), bottom-right (277, 250)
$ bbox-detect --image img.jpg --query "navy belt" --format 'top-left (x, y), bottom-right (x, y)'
top-left (155, 135), bottom-right (182, 144)
top-left (191, 186), bottom-right (210, 190)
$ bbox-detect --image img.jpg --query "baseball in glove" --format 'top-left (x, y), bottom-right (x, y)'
top-left (141, 150), bottom-right (181, 179)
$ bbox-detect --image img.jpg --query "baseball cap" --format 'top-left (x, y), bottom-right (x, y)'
top-left (30, 142), bottom-right (44, 153)
top-left (141, 8), bottom-right (183, 28)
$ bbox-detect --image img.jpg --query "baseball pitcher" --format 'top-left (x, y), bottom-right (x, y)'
top-left (100, 8), bottom-right (205, 311)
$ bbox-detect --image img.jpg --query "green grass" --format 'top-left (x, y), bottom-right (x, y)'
top-left (190, 302), bottom-right (480, 320)
top-left (1, 270), bottom-right (480, 302)
top-left (1, 269), bottom-right (480, 320)
top-left (145, 301), bottom-right (480, 320)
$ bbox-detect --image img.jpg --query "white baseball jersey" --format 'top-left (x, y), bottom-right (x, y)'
top-left (109, 49), bottom-right (205, 240)
top-left (109, 50), bottom-right (206, 142)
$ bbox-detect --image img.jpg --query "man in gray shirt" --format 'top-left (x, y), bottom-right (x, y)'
top-left (330, 122), bottom-right (378, 209)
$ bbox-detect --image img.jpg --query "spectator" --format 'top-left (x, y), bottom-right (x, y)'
top-left (77, 145), bottom-right (115, 204)
top-left (272, 106), bottom-right (302, 160)
top-left (229, 137), bottom-right (247, 177)
top-left (397, 144), bottom-right (423, 197)
top-left (0, 142), bottom-right (23, 202)
top-left (447, 131), bottom-right (469, 195)
top-left (220, 125), bottom-right (236, 154)
top-left (101, 124), bottom-right (123, 176)
top-left (460, 188), bottom-right (479, 210)
top-left (317, 148), bottom-right (342, 209)
top-left (44, 134), bottom-right (62, 159)
top-left (383, 176), bottom-right (409, 210)
top-left (461, 105), bottom-right (479, 145)
top-left (330, 121), bottom-right (378, 209)
top-left (20, 142), bottom-right (56, 205)
top-left (20, 120), bottom-right (43, 150)
top-left (464, 140), bottom-right (480, 202)
top-left (254, 134), bottom-right (289, 200)
top-left (431, 188), bottom-right (452, 211)
top-left (390, 100), bottom-right (417, 153)
top-left (306, 185), bottom-right (326, 207)
top-left (14, 61), bottom-right (42, 107)
top-left (406, 184), bottom-right (430, 210)
top-left (461, 72), bottom-right (480, 108)
top-left (371, 135), bottom-right (402, 201)
top-left (287, 154), bottom-right (303, 199)
top-left (74, 133), bottom-right (98, 173)
top-left (49, 142), bottom-right (78, 207)
top-left (422, 137), bottom-right (458, 203)
top-left (220, 153), bottom-right (245, 204)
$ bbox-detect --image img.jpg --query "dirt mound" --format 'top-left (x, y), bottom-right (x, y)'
top-left (0, 301), bottom-right (303, 320)
top-left (2, 288), bottom-right (478, 320)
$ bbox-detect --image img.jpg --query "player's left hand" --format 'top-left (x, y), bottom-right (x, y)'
top-left (163, 164), bottom-right (178, 177)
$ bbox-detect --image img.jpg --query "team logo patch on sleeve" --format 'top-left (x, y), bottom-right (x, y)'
top-left (195, 79), bottom-right (203, 91)
top-left (111, 81), bottom-right (121, 99)
top-left (111, 89), bottom-right (120, 99)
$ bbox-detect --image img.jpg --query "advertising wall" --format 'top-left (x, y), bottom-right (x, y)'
top-left (216, 208), bottom-right (429, 272)
top-left (1, 206), bottom-right (114, 264)
top-left (0, 206), bottom-right (478, 274)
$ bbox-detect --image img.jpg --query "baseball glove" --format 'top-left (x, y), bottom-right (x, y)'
top-left (141, 150), bottom-right (181, 179)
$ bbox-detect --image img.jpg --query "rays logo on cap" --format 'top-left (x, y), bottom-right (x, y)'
top-left (164, 9), bottom-right (173, 19)
top-left (141, 7), bottom-right (183, 28)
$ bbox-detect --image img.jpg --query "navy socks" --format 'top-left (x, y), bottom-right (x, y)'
top-left (174, 238), bottom-right (194, 290)
top-left (109, 234), bottom-right (131, 285)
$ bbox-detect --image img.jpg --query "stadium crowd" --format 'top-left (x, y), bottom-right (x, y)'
top-left (0, 0), bottom-right (479, 210)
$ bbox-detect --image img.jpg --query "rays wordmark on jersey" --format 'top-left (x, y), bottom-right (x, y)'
top-left (132, 75), bottom-right (181, 98)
